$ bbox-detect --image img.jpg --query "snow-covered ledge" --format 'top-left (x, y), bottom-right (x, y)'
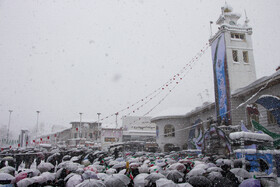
top-left (229, 131), bottom-right (273, 142)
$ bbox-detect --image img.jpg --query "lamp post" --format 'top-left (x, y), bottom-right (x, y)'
top-left (79, 113), bottom-right (83, 138)
top-left (6, 110), bottom-right (13, 144)
top-left (97, 113), bottom-right (101, 142)
top-left (36, 111), bottom-right (40, 145)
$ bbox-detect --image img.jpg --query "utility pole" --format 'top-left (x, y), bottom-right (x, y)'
top-left (6, 110), bottom-right (13, 144)
top-left (36, 111), bottom-right (40, 145)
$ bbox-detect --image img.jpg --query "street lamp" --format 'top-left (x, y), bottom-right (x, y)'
top-left (97, 113), bottom-right (101, 142)
top-left (79, 113), bottom-right (83, 138)
top-left (6, 110), bottom-right (13, 143)
top-left (36, 111), bottom-right (40, 144)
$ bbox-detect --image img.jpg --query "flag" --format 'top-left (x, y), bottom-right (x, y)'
top-left (252, 120), bottom-right (280, 139)
top-left (241, 121), bottom-right (249, 132)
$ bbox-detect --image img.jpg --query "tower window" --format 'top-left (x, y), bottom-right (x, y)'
top-left (243, 51), bottom-right (249, 63)
top-left (232, 50), bottom-right (238, 62)
top-left (231, 33), bottom-right (245, 41)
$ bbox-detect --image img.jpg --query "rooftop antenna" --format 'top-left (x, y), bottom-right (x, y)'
top-left (244, 9), bottom-right (249, 26)
top-left (210, 21), bottom-right (213, 37)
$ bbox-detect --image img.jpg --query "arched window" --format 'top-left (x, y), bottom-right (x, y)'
top-left (164, 124), bottom-right (175, 137)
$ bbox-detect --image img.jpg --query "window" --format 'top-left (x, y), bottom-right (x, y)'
top-left (164, 124), bottom-right (175, 137)
top-left (267, 110), bottom-right (277, 125)
top-left (231, 33), bottom-right (245, 40)
top-left (105, 137), bottom-right (116, 142)
top-left (89, 133), bottom-right (93, 138)
top-left (247, 104), bottom-right (259, 130)
top-left (232, 50), bottom-right (238, 62)
top-left (74, 133), bottom-right (77, 138)
top-left (243, 51), bottom-right (249, 63)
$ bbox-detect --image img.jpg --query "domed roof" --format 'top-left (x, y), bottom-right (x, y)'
top-left (222, 3), bottom-right (233, 13)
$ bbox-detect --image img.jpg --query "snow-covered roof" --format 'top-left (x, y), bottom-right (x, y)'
top-left (70, 120), bottom-right (97, 124)
top-left (234, 149), bottom-right (280, 154)
top-left (151, 102), bottom-right (215, 122)
top-left (151, 107), bottom-right (193, 121)
top-left (229, 132), bottom-right (273, 142)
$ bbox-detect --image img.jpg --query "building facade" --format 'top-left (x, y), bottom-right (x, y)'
top-left (122, 116), bottom-right (156, 142)
top-left (151, 4), bottom-right (280, 153)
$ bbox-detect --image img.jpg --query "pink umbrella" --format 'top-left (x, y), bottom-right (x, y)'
top-left (84, 165), bottom-right (98, 173)
top-left (15, 172), bottom-right (28, 183)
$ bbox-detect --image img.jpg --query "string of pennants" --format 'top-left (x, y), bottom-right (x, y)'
top-left (100, 42), bottom-right (210, 125)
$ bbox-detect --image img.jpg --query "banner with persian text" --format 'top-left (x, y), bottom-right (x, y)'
top-left (211, 33), bottom-right (231, 125)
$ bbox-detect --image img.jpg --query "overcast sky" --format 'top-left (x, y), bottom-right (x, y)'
top-left (0, 0), bottom-right (280, 135)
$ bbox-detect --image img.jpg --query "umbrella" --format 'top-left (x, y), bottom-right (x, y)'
top-left (145, 173), bottom-right (166, 183)
top-left (76, 179), bottom-right (106, 187)
top-left (134, 173), bottom-right (149, 187)
top-left (177, 183), bottom-right (193, 187)
top-left (112, 161), bottom-right (126, 169)
top-left (166, 170), bottom-right (184, 183)
top-left (207, 167), bottom-right (223, 173)
top-left (194, 163), bottom-right (209, 170)
top-left (2, 156), bottom-right (14, 161)
top-left (186, 168), bottom-right (206, 178)
top-left (156, 178), bottom-right (177, 187)
top-left (207, 171), bottom-right (223, 181)
top-left (59, 161), bottom-right (80, 172)
top-left (40, 172), bottom-right (55, 182)
top-left (82, 159), bottom-right (91, 167)
top-left (188, 176), bottom-right (212, 187)
top-left (17, 178), bottom-right (33, 187)
top-left (239, 178), bottom-right (261, 187)
top-left (149, 165), bottom-right (163, 173)
top-left (66, 174), bottom-right (83, 187)
top-left (212, 177), bottom-right (234, 187)
top-left (106, 168), bottom-right (117, 174)
top-left (168, 163), bottom-right (186, 172)
top-left (0, 173), bottom-right (15, 182)
top-left (109, 160), bottom-right (119, 166)
top-left (97, 173), bottom-right (108, 181)
top-left (139, 164), bottom-right (149, 173)
top-left (15, 172), bottom-right (28, 183)
top-left (21, 169), bottom-right (40, 177)
top-left (130, 162), bottom-right (141, 169)
top-left (37, 162), bottom-right (54, 172)
top-left (230, 168), bottom-right (251, 179)
top-left (0, 166), bottom-right (15, 174)
top-left (104, 174), bottom-right (130, 187)
top-left (118, 169), bottom-right (126, 175)
top-left (32, 176), bottom-right (45, 184)
top-left (84, 165), bottom-right (98, 173)
top-left (63, 155), bottom-right (72, 161)
top-left (82, 170), bottom-right (99, 180)
top-left (70, 156), bottom-right (80, 162)
top-left (47, 152), bottom-right (60, 162)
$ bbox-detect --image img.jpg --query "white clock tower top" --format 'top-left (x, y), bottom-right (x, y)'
top-left (210, 3), bottom-right (256, 93)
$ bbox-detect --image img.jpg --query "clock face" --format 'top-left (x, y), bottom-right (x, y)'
top-left (229, 21), bottom-right (236, 25)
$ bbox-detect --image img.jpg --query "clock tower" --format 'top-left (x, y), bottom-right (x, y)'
top-left (209, 4), bottom-right (257, 125)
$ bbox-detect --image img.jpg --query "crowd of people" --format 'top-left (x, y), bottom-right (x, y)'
top-left (0, 147), bottom-right (278, 186)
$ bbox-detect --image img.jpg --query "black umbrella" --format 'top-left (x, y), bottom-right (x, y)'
top-left (212, 177), bottom-right (238, 187)
top-left (188, 176), bottom-right (212, 187)
top-left (166, 170), bottom-right (184, 183)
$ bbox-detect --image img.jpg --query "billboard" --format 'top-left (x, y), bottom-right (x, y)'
top-left (211, 33), bottom-right (231, 125)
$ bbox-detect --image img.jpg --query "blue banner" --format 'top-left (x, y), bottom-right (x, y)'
top-left (211, 33), bottom-right (231, 124)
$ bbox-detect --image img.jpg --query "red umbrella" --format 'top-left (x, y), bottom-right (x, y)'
top-left (15, 172), bottom-right (28, 183)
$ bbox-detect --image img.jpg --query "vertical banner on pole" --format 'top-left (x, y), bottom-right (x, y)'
top-left (211, 33), bottom-right (231, 125)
